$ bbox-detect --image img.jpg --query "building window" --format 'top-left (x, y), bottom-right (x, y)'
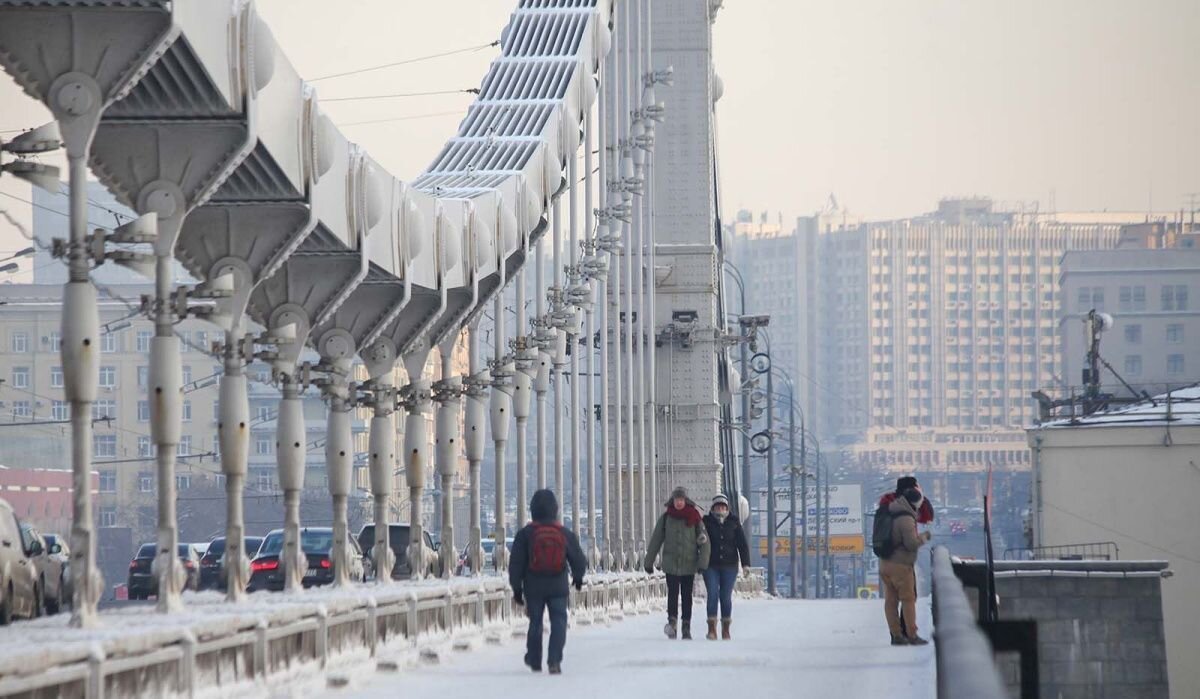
top-left (136, 330), bottom-right (152, 353)
top-left (137, 400), bottom-right (150, 422)
top-left (52, 401), bottom-right (68, 421)
top-left (175, 474), bottom-right (191, 491)
top-left (177, 435), bottom-right (192, 457)
top-left (1167, 354), bottom-right (1185, 375)
top-left (98, 366), bottom-right (116, 388)
top-left (182, 400), bottom-right (192, 422)
top-left (138, 472), bottom-right (153, 493)
top-left (100, 331), bottom-right (118, 353)
top-left (11, 367), bottom-right (29, 389)
top-left (48, 332), bottom-right (61, 352)
top-left (50, 366), bottom-right (64, 388)
top-left (98, 506), bottom-right (117, 528)
top-left (137, 366), bottom-right (149, 389)
top-left (98, 469), bottom-right (117, 493)
top-left (1118, 285), bottom-right (1146, 312)
top-left (92, 399), bottom-right (117, 422)
top-left (1166, 324), bottom-right (1184, 344)
top-left (255, 435), bottom-right (272, 455)
top-left (212, 434), bottom-right (221, 459)
top-left (1161, 284), bottom-right (1189, 311)
top-left (1123, 355), bottom-right (1142, 376)
top-left (256, 405), bottom-right (271, 423)
top-left (195, 331), bottom-right (209, 353)
top-left (10, 331), bottom-right (28, 353)
top-left (138, 436), bottom-right (154, 458)
top-left (1123, 324), bottom-right (1142, 344)
top-left (93, 434), bottom-right (117, 458)
top-left (11, 401), bottom-right (30, 419)
top-left (181, 366), bottom-right (192, 386)
top-left (1076, 286), bottom-right (1104, 311)
top-left (256, 471), bottom-right (272, 491)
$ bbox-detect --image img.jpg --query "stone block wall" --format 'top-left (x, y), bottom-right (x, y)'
top-left (985, 562), bottom-right (1169, 699)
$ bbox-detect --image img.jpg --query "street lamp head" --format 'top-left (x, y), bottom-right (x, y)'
top-left (0, 159), bottom-right (60, 193)
top-left (1, 122), bottom-right (62, 155)
top-left (0, 262), bottom-right (19, 274)
top-left (738, 314), bottom-right (770, 329)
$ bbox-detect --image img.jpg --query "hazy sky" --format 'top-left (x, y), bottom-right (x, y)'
top-left (3, 0), bottom-right (1198, 239)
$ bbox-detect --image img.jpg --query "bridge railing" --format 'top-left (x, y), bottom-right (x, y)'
top-left (930, 545), bottom-right (1008, 699)
top-left (0, 573), bottom-right (667, 699)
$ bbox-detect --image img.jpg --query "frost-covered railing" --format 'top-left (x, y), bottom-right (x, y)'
top-left (0, 573), bottom-right (667, 699)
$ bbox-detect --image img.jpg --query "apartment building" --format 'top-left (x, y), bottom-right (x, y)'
top-left (1060, 243), bottom-right (1200, 399)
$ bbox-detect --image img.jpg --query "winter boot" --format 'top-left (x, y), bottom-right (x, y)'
top-left (524, 653), bottom-right (542, 672)
top-left (681, 620), bottom-right (692, 640)
top-left (890, 634), bottom-right (911, 646)
top-left (721, 618), bottom-right (732, 640)
top-left (705, 618), bottom-right (718, 640)
top-left (664, 618), bottom-right (678, 639)
top-left (906, 635), bottom-right (930, 646)
top-left (548, 663), bottom-right (562, 675)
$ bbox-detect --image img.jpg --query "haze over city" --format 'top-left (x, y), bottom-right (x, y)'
top-left (0, 2), bottom-right (1197, 698)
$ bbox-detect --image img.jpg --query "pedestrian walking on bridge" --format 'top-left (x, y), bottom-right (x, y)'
top-left (645, 486), bottom-right (710, 640)
top-left (701, 494), bottom-right (751, 640)
top-left (510, 489), bottom-right (588, 674)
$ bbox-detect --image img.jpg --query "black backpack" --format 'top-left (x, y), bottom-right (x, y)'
top-left (871, 503), bottom-right (912, 559)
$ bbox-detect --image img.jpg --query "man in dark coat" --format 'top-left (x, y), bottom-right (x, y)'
top-left (509, 489), bottom-right (587, 674)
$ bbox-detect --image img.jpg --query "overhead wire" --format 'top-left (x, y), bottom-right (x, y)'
top-left (323, 88), bottom-right (479, 103)
top-left (309, 40), bottom-right (499, 82)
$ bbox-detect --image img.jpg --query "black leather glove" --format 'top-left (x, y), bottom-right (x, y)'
top-left (513, 589), bottom-right (524, 606)
top-left (644, 564), bottom-right (654, 575)
top-left (574, 579), bottom-right (583, 592)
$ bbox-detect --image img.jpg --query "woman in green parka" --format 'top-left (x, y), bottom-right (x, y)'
top-left (645, 486), bottom-right (710, 640)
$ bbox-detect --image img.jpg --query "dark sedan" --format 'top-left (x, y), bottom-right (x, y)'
top-left (127, 543), bottom-right (200, 599)
top-left (248, 529), bottom-right (365, 592)
top-left (200, 536), bottom-right (265, 590)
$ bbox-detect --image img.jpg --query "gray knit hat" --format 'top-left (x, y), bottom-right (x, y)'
top-left (711, 493), bottom-right (730, 508)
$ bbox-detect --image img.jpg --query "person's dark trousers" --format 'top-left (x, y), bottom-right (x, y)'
top-left (525, 594), bottom-right (569, 668)
top-left (702, 567), bottom-right (737, 619)
top-left (665, 574), bottom-right (695, 621)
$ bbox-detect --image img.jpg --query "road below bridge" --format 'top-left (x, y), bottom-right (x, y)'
top-left (313, 598), bottom-right (936, 699)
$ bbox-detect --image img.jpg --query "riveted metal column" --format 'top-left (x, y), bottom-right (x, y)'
top-left (219, 334), bottom-right (250, 600)
top-left (434, 340), bottom-right (462, 578)
top-left (464, 321), bottom-right (489, 573)
top-left (368, 385), bottom-right (396, 583)
top-left (277, 374), bottom-right (307, 593)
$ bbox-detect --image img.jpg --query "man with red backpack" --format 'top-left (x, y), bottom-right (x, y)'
top-left (509, 489), bottom-right (587, 675)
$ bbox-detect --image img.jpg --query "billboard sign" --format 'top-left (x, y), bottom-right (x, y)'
top-left (755, 483), bottom-right (863, 538)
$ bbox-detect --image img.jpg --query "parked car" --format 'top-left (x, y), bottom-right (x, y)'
top-left (198, 537), bottom-right (226, 590)
top-left (247, 528), bottom-right (365, 592)
top-left (0, 498), bottom-right (40, 623)
top-left (211, 536), bottom-right (265, 591)
top-left (41, 533), bottom-right (71, 613)
top-left (20, 524), bottom-right (67, 614)
top-left (127, 542), bottom-right (201, 599)
top-left (456, 537), bottom-right (514, 575)
top-left (356, 523), bottom-right (440, 580)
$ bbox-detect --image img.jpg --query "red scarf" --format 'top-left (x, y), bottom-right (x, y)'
top-left (665, 503), bottom-right (702, 527)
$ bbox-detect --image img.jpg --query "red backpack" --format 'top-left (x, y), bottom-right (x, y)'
top-left (528, 523), bottom-right (567, 575)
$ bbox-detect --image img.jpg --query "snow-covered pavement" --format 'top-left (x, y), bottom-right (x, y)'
top-left (311, 598), bottom-right (936, 699)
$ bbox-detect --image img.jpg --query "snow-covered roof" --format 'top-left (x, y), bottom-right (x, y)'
top-left (1041, 384), bottom-right (1200, 429)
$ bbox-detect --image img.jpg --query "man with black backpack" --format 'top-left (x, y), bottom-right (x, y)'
top-left (871, 486), bottom-right (932, 646)
top-left (509, 489), bottom-right (588, 675)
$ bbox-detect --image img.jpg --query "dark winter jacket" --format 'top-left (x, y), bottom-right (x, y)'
top-left (885, 496), bottom-right (926, 566)
top-left (703, 513), bottom-right (751, 569)
top-left (645, 501), bottom-right (710, 576)
top-left (509, 490), bottom-right (587, 600)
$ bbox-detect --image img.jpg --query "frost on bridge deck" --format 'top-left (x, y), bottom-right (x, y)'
top-left (316, 599), bottom-right (936, 699)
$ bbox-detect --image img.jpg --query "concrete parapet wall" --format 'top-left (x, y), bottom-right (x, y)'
top-left (0, 573), bottom-right (670, 699)
top-left (979, 562), bottom-right (1170, 699)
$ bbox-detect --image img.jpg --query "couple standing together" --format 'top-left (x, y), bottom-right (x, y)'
top-left (508, 486), bottom-right (751, 675)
